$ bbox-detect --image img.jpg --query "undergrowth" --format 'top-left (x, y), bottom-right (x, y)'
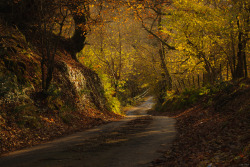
top-left (99, 73), bottom-right (123, 115)
top-left (156, 81), bottom-right (237, 112)
top-left (152, 79), bottom-right (250, 166)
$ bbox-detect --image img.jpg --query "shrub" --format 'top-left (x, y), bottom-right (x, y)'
top-left (158, 83), bottom-right (226, 112)
top-left (99, 74), bottom-right (123, 115)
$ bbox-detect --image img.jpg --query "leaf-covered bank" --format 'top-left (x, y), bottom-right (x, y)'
top-left (0, 17), bottom-right (122, 155)
top-left (150, 79), bottom-right (250, 166)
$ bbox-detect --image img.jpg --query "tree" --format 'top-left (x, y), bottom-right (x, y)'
top-left (229, 0), bottom-right (249, 79)
top-left (79, 2), bottom-right (131, 95)
top-left (7, 0), bottom-right (91, 93)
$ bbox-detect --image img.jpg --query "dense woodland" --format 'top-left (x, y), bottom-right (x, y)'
top-left (1, 0), bottom-right (249, 99)
top-left (0, 0), bottom-right (249, 166)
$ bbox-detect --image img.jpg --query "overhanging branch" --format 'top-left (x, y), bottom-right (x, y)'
top-left (136, 11), bottom-right (176, 50)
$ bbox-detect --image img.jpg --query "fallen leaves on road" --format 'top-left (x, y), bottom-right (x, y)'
top-left (0, 108), bottom-right (122, 156)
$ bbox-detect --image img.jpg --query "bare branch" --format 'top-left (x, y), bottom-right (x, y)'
top-left (143, 23), bottom-right (176, 50)
top-left (172, 68), bottom-right (188, 75)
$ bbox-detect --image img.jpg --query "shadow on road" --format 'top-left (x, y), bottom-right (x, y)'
top-left (0, 96), bottom-right (176, 167)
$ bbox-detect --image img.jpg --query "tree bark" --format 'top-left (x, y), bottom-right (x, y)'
top-left (235, 30), bottom-right (246, 79)
top-left (158, 8), bottom-right (172, 91)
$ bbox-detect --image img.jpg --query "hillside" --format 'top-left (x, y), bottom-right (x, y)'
top-left (0, 0), bottom-right (249, 165)
top-left (0, 18), bottom-right (122, 155)
top-left (151, 80), bottom-right (250, 166)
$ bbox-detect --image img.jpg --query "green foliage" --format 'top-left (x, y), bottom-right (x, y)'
top-left (46, 83), bottom-right (64, 110)
top-left (158, 80), bottom-right (239, 112)
top-left (58, 102), bottom-right (77, 124)
top-left (99, 73), bottom-right (123, 115)
top-left (158, 84), bottom-right (220, 112)
top-left (0, 114), bottom-right (6, 129)
top-left (124, 97), bottom-right (141, 106)
top-left (5, 102), bottom-right (40, 129)
top-left (0, 70), bottom-right (34, 105)
top-left (18, 115), bottom-right (41, 129)
top-left (79, 87), bottom-right (91, 96)
top-left (0, 71), bottom-right (17, 99)
top-left (59, 111), bottom-right (73, 124)
top-left (0, 64), bottom-right (42, 129)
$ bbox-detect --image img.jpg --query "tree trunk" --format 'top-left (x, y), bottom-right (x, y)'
top-left (243, 53), bottom-right (248, 78)
top-left (158, 8), bottom-right (172, 91)
top-left (234, 14), bottom-right (248, 79)
top-left (159, 44), bottom-right (172, 90)
top-left (235, 30), bottom-right (246, 79)
top-left (64, 3), bottom-right (88, 61)
top-left (230, 31), bottom-right (236, 79)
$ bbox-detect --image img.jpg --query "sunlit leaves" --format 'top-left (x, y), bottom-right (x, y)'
top-left (160, 0), bottom-right (234, 77)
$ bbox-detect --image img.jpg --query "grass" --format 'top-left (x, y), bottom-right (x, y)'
top-left (155, 81), bottom-right (239, 113)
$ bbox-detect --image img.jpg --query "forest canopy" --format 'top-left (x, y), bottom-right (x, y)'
top-left (0, 0), bottom-right (249, 103)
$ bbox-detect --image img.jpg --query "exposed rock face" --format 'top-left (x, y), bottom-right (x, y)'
top-left (0, 20), bottom-right (108, 114)
top-left (0, 5), bottom-right (120, 156)
top-left (53, 55), bottom-right (107, 112)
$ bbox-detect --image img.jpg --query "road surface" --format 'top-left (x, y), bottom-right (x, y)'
top-left (0, 97), bottom-right (176, 167)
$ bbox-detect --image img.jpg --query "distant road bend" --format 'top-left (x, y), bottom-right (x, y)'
top-left (0, 97), bottom-right (176, 167)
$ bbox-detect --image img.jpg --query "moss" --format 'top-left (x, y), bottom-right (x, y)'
top-left (18, 115), bottom-right (41, 129)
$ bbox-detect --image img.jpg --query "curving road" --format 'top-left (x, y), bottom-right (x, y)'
top-left (0, 97), bottom-right (176, 167)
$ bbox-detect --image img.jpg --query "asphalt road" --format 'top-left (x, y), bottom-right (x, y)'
top-left (0, 97), bottom-right (176, 167)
